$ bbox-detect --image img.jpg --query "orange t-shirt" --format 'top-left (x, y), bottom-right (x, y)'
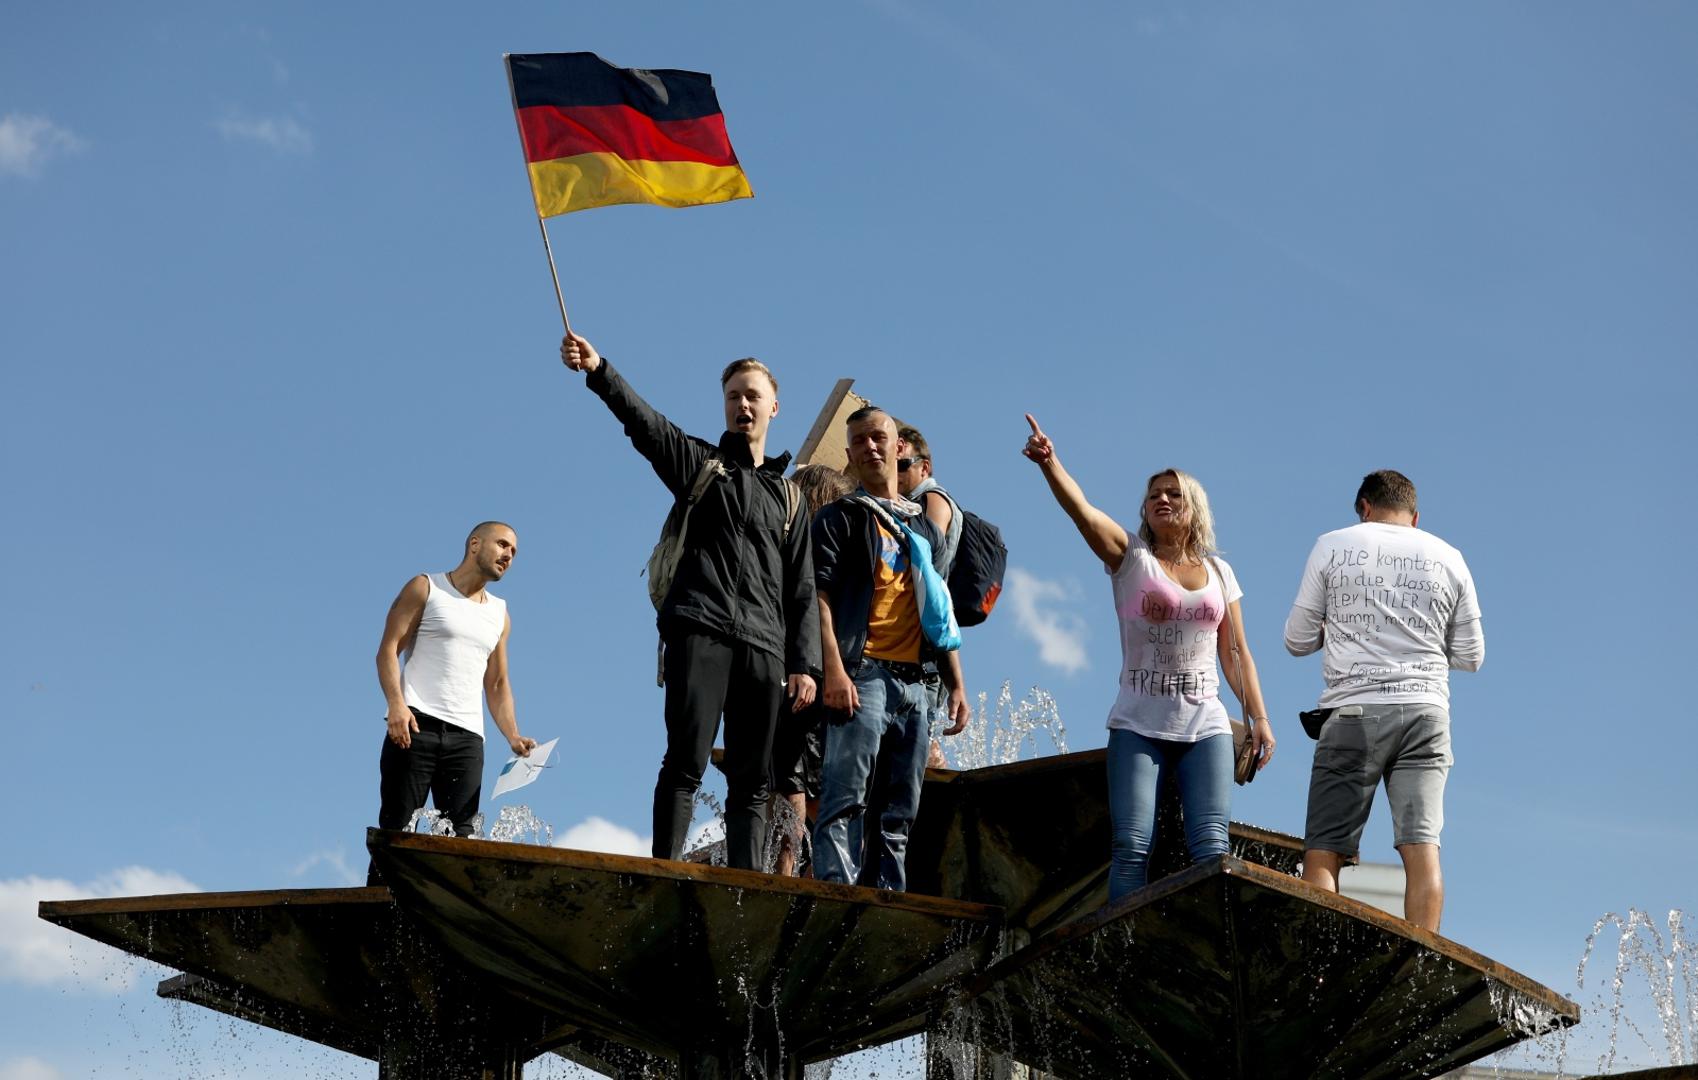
top-left (864, 519), bottom-right (922, 663)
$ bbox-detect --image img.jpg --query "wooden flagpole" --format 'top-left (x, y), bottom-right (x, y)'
top-left (504, 54), bottom-right (573, 336)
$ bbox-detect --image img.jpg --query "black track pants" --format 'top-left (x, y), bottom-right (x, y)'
top-left (653, 629), bottom-right (784, 870)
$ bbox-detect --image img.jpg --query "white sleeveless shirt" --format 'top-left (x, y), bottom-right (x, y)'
top-left (402, 573), bottom-right (507, 736)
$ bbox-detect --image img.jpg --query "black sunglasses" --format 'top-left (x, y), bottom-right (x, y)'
top-left (897, 457), bottom-right (928, 472)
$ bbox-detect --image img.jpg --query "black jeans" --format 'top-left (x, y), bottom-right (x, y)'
top-left (368, 709), bottom-right (484, 886)
top-left (655, 629), bottom-right (784, 870)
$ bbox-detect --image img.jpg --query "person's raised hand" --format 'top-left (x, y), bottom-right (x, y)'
top-left (560, 332), bottom-right (602, 374)
top-left (1022, 413), bottom-right (1055, 466)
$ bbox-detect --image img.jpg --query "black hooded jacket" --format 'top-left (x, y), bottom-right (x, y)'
top-left (587, 359), bottom-right (820, 676)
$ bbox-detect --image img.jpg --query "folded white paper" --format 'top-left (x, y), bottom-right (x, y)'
top-left (491, 737), bottom-right (558, 799)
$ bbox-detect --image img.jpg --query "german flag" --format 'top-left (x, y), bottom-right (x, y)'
top-left (506, 52), bottom-right (752, 218)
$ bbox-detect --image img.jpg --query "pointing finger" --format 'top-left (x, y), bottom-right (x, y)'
top-left (1025, 413), bottom-right (1042, 437)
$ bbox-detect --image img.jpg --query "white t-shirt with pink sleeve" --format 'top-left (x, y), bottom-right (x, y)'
top-left (1106, 535), bottom-right (1242, 743)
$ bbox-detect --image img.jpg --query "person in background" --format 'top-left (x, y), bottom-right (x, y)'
top-left (895, 423), bottom-right (960, 775)
top-left (895, 424), bottom-right (960, 569)
top-left (770, 463), bottom-right (857, 876)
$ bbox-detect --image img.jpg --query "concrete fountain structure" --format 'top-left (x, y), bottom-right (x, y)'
top-left (37, 385), bottom-right (1584, 1076)
top-left (39, 749), bottom-right (1577, 1078)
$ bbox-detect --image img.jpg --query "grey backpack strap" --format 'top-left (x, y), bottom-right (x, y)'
top-left (687, 453), bottom-right (726, 506)
top-left (782, 478), bottom-right (800, 539)
top-left (651, 452), bottom-right (726, 686)
top-left (669, 453), bottom-right (727, 570)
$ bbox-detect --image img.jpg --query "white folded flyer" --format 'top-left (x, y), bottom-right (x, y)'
top-left (491, 737), bottom-right (558, 799)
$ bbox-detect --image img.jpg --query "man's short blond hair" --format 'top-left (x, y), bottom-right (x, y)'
top-left (720, 357), bottom-right (777, 395)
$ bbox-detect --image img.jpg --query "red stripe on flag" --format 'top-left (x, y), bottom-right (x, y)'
top-left (517, 105), bottom-right (739, 168)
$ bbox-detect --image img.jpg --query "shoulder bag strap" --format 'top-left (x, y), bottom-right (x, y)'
top-left (687, 453), bottom-right (725, 505)
top-left (656, 454), bottom-right (724, 688)
top-left (674, 453), bottom-right (725, 544)
top-left (855, 493), bottom-right (899, 534)
top-left (782, 478), bottom-right (800, 540)
top-left (1207, 555), bottom-right (1245, 710)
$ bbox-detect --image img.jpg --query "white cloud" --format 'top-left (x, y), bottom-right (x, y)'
top-left (1, 867), bottom-right (200, 993)
top-left (215, 113), bottom-right (312, 155)
top-left (1004, 567), bottom-right (1091, 674)
top-left (289, 848), bottom-right (361, 887)
top-left (554, 816), bottom-right (650, 857)
top-left (549, 815), bottom-right (728, 860)
top-left (0, 1058), bottom-right (64, 1080)
top-left (0, 113), bottom-right (86, 178)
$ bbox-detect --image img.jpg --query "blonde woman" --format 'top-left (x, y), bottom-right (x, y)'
top-left (1023, 415), bottom-right (1274, 899)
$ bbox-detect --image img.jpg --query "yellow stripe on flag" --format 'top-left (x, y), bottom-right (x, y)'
top-left (527, 153), bottom-right (753, 217)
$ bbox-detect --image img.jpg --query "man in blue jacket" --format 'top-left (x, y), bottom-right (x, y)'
top-left (812, 406), bottom-right (969, 891)
top-left (561, 332), bottom-right (820, 872)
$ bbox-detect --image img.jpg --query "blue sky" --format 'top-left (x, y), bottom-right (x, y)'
top-left (3, 2), bottom-right (1695, 1075)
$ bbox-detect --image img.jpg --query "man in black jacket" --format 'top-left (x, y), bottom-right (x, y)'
top-left (812, 406), bottom-right (969, 891)
top-left (561, 332), bottom-right (820, 871)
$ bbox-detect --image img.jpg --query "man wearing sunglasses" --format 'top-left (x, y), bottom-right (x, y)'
top-left (895, 425), bottom-right (962, 574)
top-left (889, 423), bottom-right (965, 811)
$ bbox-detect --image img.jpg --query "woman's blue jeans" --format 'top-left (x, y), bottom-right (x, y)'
top-left (1107, 728), bottom-right (1233, 901)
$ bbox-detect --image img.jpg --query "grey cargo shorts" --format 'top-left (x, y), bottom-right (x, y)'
top-left (1304, 702), bottom-right (1452, 857)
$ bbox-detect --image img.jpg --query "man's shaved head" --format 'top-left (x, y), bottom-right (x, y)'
top-left (466, 520), bottom-right (515, 552)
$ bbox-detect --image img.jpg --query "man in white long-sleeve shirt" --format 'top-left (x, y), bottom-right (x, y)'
top-left (1284, 470), bottom-right (1483, 931)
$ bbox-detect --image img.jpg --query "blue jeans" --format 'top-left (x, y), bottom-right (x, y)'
top-left (813, 661), bottom-right (934, 891)
top-left (1107, 728), bottom-right (1233, 901)
top-left (854, 670), bottom-right (946, 888)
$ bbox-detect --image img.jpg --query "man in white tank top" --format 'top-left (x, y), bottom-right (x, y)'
top-left (368, 522), bottom-right (536, 884)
